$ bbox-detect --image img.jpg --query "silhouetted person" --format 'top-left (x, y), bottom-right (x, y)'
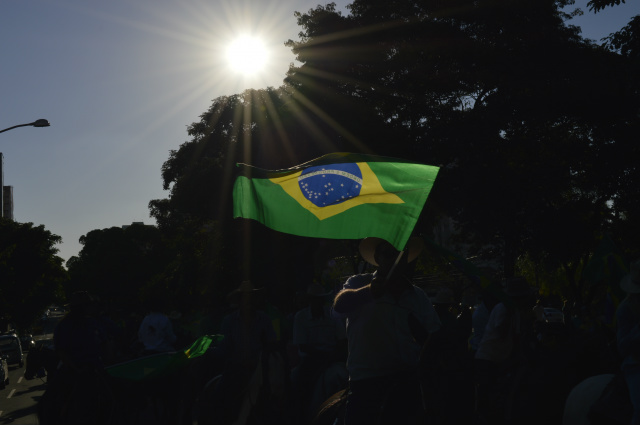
top-left (42, 291), bottom-right (114, 425)
top-left (423, 287), bottom-right (475, 424)
top-left (332, 237), bottom-right (441, 425)
top-left (474, 277), bottom-right (537, 425)
top-left (291, 282), bottom-right (347, 422)
top-left (212, 281), bottom-right (277, 425)
top-left (138, 292), bottom-right (177, 355)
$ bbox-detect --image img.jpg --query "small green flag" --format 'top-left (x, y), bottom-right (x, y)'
top-left (185, 334), bottom-right (222, 359)
top-left (233, 152), bottom-right (439, 251)
top-left (106, 335), bottom-right (221, 381)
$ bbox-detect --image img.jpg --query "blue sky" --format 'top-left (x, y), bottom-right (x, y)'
top-left (0, 0), bottom-right (638, 264)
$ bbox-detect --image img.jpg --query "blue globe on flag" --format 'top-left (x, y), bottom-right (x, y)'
top-left (298, 163), bottom-right (363, 208)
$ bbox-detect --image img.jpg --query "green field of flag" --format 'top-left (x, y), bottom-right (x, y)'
top-left (106, 334), bottom-right (222, 381)
top-left (233, 152), bottom-right (439, 251)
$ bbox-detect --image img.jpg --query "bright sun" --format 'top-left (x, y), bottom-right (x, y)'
top-left (226, 36), bottom-right (269, 76)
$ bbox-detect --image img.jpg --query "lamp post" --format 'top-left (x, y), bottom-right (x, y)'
top-left (0, 119), bottom-right (50, 134)
top-left (0, 119), bottom-right (50, 219)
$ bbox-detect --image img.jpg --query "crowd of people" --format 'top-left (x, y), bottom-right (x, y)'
top-left (37, 240), bottom-right (639, 425)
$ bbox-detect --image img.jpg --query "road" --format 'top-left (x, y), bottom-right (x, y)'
top-left (0, 313), bottom-right (61, 424)
top-left (0, 366), bottom-right (46, 424)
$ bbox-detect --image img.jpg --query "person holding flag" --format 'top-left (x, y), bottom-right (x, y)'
top-left (331, 237), bottom-right (441, 425)
top-left (232, 152), bottom-right (441, 423)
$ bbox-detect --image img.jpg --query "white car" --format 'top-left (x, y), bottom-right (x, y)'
top-left (0, 335), bottom-right (24, 368)
top-left (543, 307), bottom-right (565, 324)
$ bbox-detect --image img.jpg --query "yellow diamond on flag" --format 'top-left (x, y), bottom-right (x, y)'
top-left (269, 162), bottom-right (403, 220)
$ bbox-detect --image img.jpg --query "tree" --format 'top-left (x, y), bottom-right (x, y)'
top-left (0, 219), bottom-right (67, 331)
top-left (66, 223), bottom-right (172, 314)
top-left (588, 0), bottom-right (631, 13)
top-left (151, 0), bottom-right (639, 302)
top-left (284, 0), bottom-right (640, 279)
top-left (148, 87), bottom-right (381, 304)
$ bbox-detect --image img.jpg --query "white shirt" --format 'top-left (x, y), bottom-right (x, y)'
top-left (138, 312), bottom-right (177, 353)
top-left (475, 302), bottom-right (520, 363)
top-left (293, 305), bottom-right (346, 355)
top-left (469, 302), bottom-right (490, 351)
top-left (345, 285), bottom-right (441, 381)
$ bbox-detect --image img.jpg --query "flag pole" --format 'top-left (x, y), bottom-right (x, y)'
top-left (385, 250), bottom-right (406, 281)
top-left (383, 236), bottom-right (412, 281)
top-left (240, 156), bottom-right (253, 282)
top-left (370, 243), bottom-right (408, 298)
top-left (242, 218), bottom-right (252, 281)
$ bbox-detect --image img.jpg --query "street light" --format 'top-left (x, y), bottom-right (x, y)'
top-left (0, 119), bottom-right (50, 134)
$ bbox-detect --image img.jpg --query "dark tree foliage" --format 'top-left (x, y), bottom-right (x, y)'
top-left (605, 15), bottom-right (640, 59)
top-left (588, 0), bottom-right (627, 13)
top-left (283, 0), bottom-right (640, 281)
top-left (600, 15), bottom-right (640, 259)
top-left (66, 224), bottom-right (173, 314)
top-left (0, 219), bottom-right (67, 331)
top-left (150, 0), bottom-right (639, 302)
top-left (148, 87), bottom-right (381, 304)
top-left (147, 90), bottom-right (313, 303)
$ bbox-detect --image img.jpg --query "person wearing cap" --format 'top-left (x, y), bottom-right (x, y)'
top-left (137, 291), bottom-right (177, 355)
top-left (46, 291), bottom-right (113, 424)
top-left (291, 282), bottom-right (347, 422)
top-left (212, 280), bottom-right (278, 424)
top-left (423, 287), bottom-right (476, 424)
top-left (473, 276), bottom-right (537, 424)
top-left (469, 289), bottom-right (500, 354)
top-left (218, 280), bottom-right (277, 365)
top-left (421, 286), bottom-right (475, 424)
top-left (430, 287), bottom-right (457, 325)
top-left (332, 237), bottom-right (441, 425)
top-left (54, 291), bottom-right (110, 374)
top-left (616, 259), bottom-right (640, 425)
top-left (135, 291), bottom-right (182, 425)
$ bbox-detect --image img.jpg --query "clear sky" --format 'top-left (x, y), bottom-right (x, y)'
top-left (0, 0), bottom-right (638, 264)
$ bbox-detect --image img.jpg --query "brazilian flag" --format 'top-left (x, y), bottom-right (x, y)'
top-left (233, 153), bottom-right (439, 251)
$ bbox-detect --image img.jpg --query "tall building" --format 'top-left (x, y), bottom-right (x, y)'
top-left (3, 186), bottom-right (13, 220)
